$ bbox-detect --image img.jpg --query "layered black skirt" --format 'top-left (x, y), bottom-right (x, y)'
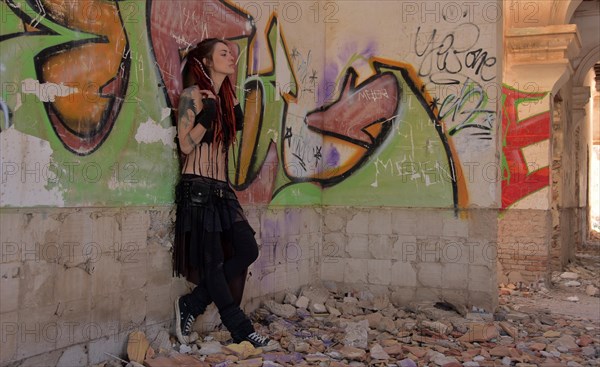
top-left (173, 174), bottom-right (251, 283)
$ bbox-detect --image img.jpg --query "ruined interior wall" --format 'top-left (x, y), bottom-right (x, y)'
top-left (0, 206), bottom-right (321, 365)
top-left (498, 0), bottom-right (590, 282)
top-left (0, 0), bottom-right (505, 364)
top-left (318, 0), bottom-right (502, 312)
top-left (0, 208), bottom-right (179, 364)
top-left (322, 208), bottom-right (498, 313)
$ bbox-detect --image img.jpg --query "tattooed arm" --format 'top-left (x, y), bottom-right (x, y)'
top-left (177, 86), bottom-right (210, 155)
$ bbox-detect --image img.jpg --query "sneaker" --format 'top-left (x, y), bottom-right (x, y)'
top-left (243, 331), bottom-right (279, 351)
top-left (175, 296), bottom-right (195, 344)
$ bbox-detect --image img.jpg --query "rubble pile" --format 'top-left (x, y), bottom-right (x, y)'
top-left (96, 256), bottom-right (599, 367)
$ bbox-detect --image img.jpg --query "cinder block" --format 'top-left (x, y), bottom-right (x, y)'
top-left (147, 248), bottom-right (172, 288)
top-left (56, 298), bottom-right (92, 349)
top-left (469, 265), bottom-right (495, 292)
top-left (302, 208), bottom-right (322, 234)
top-left (368, 209), bottom-right (392, 235)
top-left (54, 266), bottom-right (91, 303)
top-left (57, 211), bottom-right (94, 248)
top-left (463, 240), bottom-right (496, 266)
top-left (120, 210), bottom-right (150, 249)
top-left (147, 209), bottom-right (174, 250)
top-left (245, 208), bottom-right (261, 238)
top-left (120, 289), bottom-right (147, 331)
top-left (87, 330), bottom-right (129, 365)
top-left (367, 259), bottom-right (392, 285)
top-left (440, 289), bottom-right (468, 310)
top-left (21, 213), bottom-right (61, 259)
top-left (391, 209), bottom-right (418, 235)
top-left (416, 263), bottom-right (442, 288)
top-left (391, 261), bottom-right (417, 287)
top-left (0, 263), bottom-right (21, 313)
top-left (344, 258), bottom-right (368, 284)
top-left (320, 258), bottom-right (345, 282)
top-left (442, 214), bottom-right (469, 237)
top-left (56, 343), bottom-right (88, 367)
top-left (91, 292), bottom-right (121, 340)
top-left (390, 288), bottom-right (416, 307)
top-left (346, 210), bottom-right (368, 234)
top-left (437, 239), bottom-right (468, 265)
top-left (10, 349), bottom-right (63, 367)
top-left (0, 240), bottom-right (22, 264)
top-left (416, 238), bottom-right (442, 263)
top-left (120, 249), bottom-right (148, 291)
top-left (391, 236), bottom-right (418, 262)
top-left (89, 210), bottom-right (122, 253)
top-left (368, 234), bottom-right (393, 260)
top-left (323, 232), bottom-right (347, 259)
top-left (0, 213), bottom-right (23, 263)
top-left (16, 304), bottom-right (59, 360)
top-left (414, 287), bottom-right (441, 303)
top-left (255, 265), bottom-right (279, 296)
top-left (0, 311), bottom-right (18, 364)
top-left (415, 210), bottom-right (444, 236)
top-left (21, 261), bottom-right (57, 308)
top-left (323, 208), bottom-right (345, 232)
top-left (468, 291), bottom-right (497, 313)
top-left (346, 234), bottom-right (370, 258)
top-left (442, 263), bottom-right (468, 289)
top-left (468, 209), bottom-right (497, 238)
top-left (298, 258), bottom-right (315, 287)
top-left (146, 284), bottom-right (174, 326)
top-left (290, 208), bottom-right (306, 235)
top-left (92, 254), bottom-right (122, 297)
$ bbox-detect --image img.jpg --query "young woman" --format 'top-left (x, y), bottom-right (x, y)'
top-left (173, 38), bottom-right (273, 349)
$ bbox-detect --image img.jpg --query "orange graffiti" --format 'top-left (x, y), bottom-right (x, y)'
top-left (37, 0), bottom-right (128, 154)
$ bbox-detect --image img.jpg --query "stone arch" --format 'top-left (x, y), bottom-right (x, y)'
top-left (504, 0), bottom-right (582, 29)
top-left (574, 45), bottom-right (600, 87)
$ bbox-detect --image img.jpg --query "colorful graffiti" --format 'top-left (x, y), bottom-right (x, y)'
top-left (0, 0), bottom-right (500, 208)
top-left (413, 23), bottom-right (496, 141)
top-left (501, 85), bottom-right (550, 209)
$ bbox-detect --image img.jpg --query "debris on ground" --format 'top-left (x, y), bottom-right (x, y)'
top-left (99, 254), bottom-right (599, 367)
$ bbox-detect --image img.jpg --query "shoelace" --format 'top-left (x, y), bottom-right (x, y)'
top-left (247, 332), bottom-right (268, 344)
top-left (182, 314), bottom-right (195, 334)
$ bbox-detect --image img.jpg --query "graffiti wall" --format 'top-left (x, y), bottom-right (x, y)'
top-left (0, 0), bottom-right (502, 208)
top-left (500, 85), bottom-right (551, 209)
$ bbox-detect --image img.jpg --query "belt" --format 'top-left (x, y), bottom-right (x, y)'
top-left (177, 180), bottom-right (236, 204)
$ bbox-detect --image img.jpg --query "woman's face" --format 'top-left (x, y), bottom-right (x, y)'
top-left (206, 42), bottom-right (236, 77)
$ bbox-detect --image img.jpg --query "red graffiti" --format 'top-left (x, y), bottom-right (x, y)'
top-left (305, 69), bottom-right (399, 148)
top-left (501, 86), bottom-right (550, 209)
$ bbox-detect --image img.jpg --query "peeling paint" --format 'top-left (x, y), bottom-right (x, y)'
top-left (20, 78), bottom-right (78, 102)
top-left (161, 107), bottom-right (171, 121)
top-left (14, 94), bottom-right (22, 112)
top-left (0, 127), bottom-right (65, 207)
top-left (134, 118), bottom-right (176, 148)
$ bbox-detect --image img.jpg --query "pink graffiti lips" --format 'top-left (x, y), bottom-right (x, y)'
top-left (305, 70), bottom-right (400, 148)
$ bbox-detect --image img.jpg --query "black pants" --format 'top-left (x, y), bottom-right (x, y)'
top-left (185, 220), bottom-right (259, 315)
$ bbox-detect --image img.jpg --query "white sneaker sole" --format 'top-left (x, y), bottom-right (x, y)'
top-left (174, 296), bottom-right (189, 345)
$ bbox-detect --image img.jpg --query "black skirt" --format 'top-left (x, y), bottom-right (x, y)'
top-left (173, 174), bottom-right (252, 283)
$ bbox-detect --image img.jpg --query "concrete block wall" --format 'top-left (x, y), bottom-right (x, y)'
top-left (0, 207), bottom-right (181, 365)
top-left (0, 206), bottom-right (321, 365)
top-left (321, 208), bottom-right (498, 312)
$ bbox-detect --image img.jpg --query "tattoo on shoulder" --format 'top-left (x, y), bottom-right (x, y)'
top-left (178, 90), bottom-right (197, 128)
